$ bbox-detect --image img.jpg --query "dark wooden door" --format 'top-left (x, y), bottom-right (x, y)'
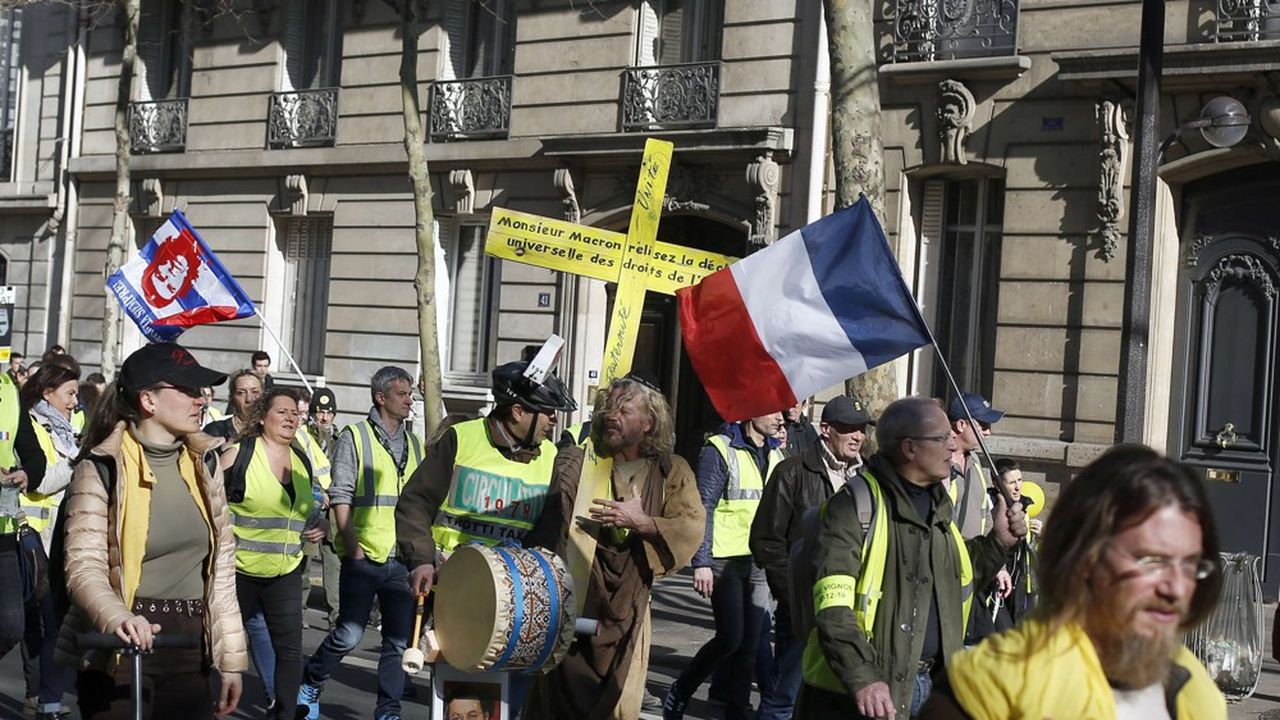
top-left (1171, 166), bottom-right (1280, 595)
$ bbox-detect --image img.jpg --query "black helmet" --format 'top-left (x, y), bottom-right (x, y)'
top-left (491, 361), bottom-right (577, 414)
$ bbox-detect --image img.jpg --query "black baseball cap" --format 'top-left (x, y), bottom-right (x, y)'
top-left (310, 387), bottom-right (337, 414)
top-left (118, 342), bottom-right (227, 394)
top-left (821, 396), bottom-right (874, 426)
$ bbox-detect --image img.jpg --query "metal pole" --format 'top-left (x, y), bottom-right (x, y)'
top-left (1115, 0), bottom-right (1165, 443)
top-left (252, 306), bottom-right (315, 396)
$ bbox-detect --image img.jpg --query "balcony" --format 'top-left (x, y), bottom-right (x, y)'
top-left (129, 98), bottom-right (188, 154)
top-left (428, 76), bottom-right (512, 142)
top-left (886, 0), bottom-right (1020, 64)
top-left (1214, 0), bottom-right (1280, 41)
top-left (268, 88), bottom-right (339, 149)
top-left (622, 62), bottom-right (720, 131)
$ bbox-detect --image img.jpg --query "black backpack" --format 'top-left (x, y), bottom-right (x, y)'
top-left (787, 472), bottom-right (877, 640)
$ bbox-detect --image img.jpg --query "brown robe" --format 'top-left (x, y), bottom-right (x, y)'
top-left (523, 445), bottom-right (704, 720)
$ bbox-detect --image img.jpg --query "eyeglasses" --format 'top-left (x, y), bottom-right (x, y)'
top-left (1108, 547), bottom-right (1216, 581)
top-left (905, 433), bottom-right (954, 444)
top-left (151, 384), bottom-right (203, 399)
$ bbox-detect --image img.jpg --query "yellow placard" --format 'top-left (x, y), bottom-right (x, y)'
top-left (485, 208), bottom-right (733, 295)
top-left (568, 139), bottom-right (673, 616)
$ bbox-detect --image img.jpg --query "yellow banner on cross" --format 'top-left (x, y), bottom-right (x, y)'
top-left (484, 207), bottom-right (734, 296)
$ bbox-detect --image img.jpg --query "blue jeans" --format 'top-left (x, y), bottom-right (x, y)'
top-left (673, 558), bottom-right (770, 720)
top-left (245, 610), bottom-right (276, 702)
top-left (909, 669), bottom-right (933, 718)
top-left (756, 602), bottom-right (803, 720)
top-left (23, 588), bottom-right (73, 711)
top-left (303, 556), bottom-right (414, 717)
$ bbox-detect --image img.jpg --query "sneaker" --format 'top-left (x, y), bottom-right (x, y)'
top-left (375, 715), bottom-right (402, 720)
top-left (23, 696), bottom-right (36, 715)
top-left (661, 684), bottom-right (688, 720)
top-left (296, 683), bottom-right (322, 720)
top-left (266, 697), bottom-right (277, 713)
top-left (641, 686), bottom-right (663, 712)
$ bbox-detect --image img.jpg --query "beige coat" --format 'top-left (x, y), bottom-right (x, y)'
top-left (55, 423), bottom-right (248, 673)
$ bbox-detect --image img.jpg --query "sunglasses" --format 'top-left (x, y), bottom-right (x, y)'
top-left (150, 383), bottom-right (203, 399)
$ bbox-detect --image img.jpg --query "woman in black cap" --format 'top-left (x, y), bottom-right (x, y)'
top-left (55, 342), bottom-right (247, 719)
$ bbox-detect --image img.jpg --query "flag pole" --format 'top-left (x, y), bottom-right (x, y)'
top-left (252, 306), bottom-right (314, 397)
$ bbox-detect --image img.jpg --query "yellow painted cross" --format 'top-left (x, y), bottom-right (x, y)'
top-left (483, 139), bottom-right (731, 614)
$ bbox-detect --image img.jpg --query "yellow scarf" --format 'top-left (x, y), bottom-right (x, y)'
top-left (118, 431), bottom-right (214, 609)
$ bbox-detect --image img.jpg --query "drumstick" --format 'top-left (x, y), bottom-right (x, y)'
top-left (402, 594), bottom-right (428, 675)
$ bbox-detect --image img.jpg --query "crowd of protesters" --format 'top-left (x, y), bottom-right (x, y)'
top-left (0, 338), bottom-right (1234, 720)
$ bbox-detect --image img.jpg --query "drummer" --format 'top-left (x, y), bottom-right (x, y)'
top-left (395, 357), bottom-right (576, 708)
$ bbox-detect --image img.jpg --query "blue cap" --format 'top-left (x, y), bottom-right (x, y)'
top-left (946, 392), bottom-right (1005, 424)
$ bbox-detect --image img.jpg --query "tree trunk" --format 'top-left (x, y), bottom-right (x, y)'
top-left (398, 3), bottom-right (444, 438)
top-left (823, 0), bottom-right (898, 422)
top-left (102, 0), bottom-right (138, 377)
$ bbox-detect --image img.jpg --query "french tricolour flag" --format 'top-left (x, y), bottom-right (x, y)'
top-left (107, 209), bottom-right (255, 343)
top-left (676, 198), bottom-right (930, 422)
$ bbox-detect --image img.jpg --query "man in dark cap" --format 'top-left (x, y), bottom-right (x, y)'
top-left (946, 392), bottom-right (1005, 541)
top-left (749, 396), bottom-right (873, 720)
top-left (302, 386), bottom-right (341, 628)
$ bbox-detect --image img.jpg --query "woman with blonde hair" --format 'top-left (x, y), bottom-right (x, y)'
top-left (219, 386), bottom-right (325, 719)
top-left (57, 343), bottom-right (246, 718)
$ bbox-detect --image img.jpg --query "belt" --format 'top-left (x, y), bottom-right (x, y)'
top-left (132, 598), bottom-right (205, 618)
top-left (918, 658), bottom-right (936, 674)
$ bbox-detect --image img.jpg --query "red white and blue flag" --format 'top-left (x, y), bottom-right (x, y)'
top-left (107, 209), bottom-right (255, 343)
top-left (677, 197), bottom-right (931, 421)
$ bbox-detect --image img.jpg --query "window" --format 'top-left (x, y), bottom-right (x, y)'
top-left (441, 0), bottom-right (516, 80)
top-left (281, 0), bottom-right (343, 91)
top-left (442, 220), bottom-right (497, 376)
top-left (0, 7), bottom-right (20, 180)
top-left (279, 216), bottom-right (333, 376)
top-left (137, 0), bottom-right (193, 100)
top-left (932, 178), bottom-right (1004, 398)
top-left (635, 0), bottom-right (723, 66)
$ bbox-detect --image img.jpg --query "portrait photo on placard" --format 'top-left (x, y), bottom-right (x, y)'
top-left (432, 665), bottom-right (507, 720)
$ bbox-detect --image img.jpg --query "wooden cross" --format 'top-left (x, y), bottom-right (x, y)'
top-left (484, 139), bottom-right (732, 614)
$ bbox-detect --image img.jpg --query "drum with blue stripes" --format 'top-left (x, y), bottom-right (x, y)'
top-left (434, 543), bottom-right (576, 674)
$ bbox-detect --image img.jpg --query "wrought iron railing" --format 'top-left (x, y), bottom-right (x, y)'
top-left (886, 0), bottom-right (1020, 63)
top-left (128, 98), bottom-right (189, 154)
top-left (428, 75), bottom-right (512, 142)
top-left (1213, 0), bottom-right (1280, 41)
top-left (268, 88), bottom-right (339, 149)
top-left (622, 61), bottom-right (720, 131)
top-left (0, 127), bottom-right (11, 179)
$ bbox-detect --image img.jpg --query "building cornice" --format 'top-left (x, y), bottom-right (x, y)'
top-left (1053, 40), bottom-right (1280, 91)
top-left (0, 182), bottom-right (56, 213)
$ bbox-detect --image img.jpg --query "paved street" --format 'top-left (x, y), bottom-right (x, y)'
top-left (4, 566), bottom-right (1278, 719)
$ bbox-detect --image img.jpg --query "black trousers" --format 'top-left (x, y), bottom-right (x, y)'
top-left (0, 534), bottom-right (24, 655)
top-left (237, 566), bottom-right (304, 720)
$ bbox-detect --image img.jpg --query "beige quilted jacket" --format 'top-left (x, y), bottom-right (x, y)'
top-left (55, 422), bottom-right (248, 674)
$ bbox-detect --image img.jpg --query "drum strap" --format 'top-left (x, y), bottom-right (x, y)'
top-left (491, 545), bottom-right (526, 671)
top-left (527, 549), bottom-right (562, 673)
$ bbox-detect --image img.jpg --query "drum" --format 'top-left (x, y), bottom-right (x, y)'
top-left (433, 543), bottom-right (576, 674)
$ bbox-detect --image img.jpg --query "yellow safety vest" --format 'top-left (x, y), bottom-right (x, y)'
top-left (431, 418), bottom-right (557, 556)
top-left (335, 419), bottom-right (424, 563)
top-left (296, 425), bottom-right (333, 490)
top-left (228, 440), bottom-right (315, 578)
top-left (0, 374), bottom-right (22, 535)
top-left (18, 421), bottom-right (63, 534)
top-left (802, 470), bottom-right (974, 693)
top-left (707, 434), bottom-right (783, 558)
top-left (71, 408), bottom-right (86, 435)
top-left (949, 459), bottom-right (992, 536)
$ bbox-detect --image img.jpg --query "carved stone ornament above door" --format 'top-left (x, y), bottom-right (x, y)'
top-left (937, 79), bottom-right (975, 165)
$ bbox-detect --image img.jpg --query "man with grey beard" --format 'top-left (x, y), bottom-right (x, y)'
top-left (920, 444), bottom-right (1228, 719)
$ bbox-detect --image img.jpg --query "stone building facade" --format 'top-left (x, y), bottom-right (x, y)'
top-left (6, 0), bottom-right (1280, 586)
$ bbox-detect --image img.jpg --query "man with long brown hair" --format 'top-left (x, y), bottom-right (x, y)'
top-left (523, 372), bottom-right (705, 720)
top-left (922, 444), bottom-right (1227, 719)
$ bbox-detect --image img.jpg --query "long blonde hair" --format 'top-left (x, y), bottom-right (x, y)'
top-left (589, 377), bottom-right (675, 458)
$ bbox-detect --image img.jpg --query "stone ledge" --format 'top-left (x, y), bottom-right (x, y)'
top-left (879, 55), bottom-right (1033, 84)
top-left (985, 434), bottom-right (1111, 467)
top-left (0, 182), bottom-right (56, 213)
top-left (1053, 40), bottom-right (1280, 91)
top-left (540, 126), bottom-right (794, 159)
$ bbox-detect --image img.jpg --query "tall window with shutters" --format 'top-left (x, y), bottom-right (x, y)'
top-left (281, 0), bottom-right (344, 92)
top-left (440, 0), bottom-right (517, 81)
top-left (0, 7), bottom-right (21, 180)
top-left (928, 177), bottom-right (1005, 399)
top-left (441, 220), bottom-right (497, 378)
top-left (137, 0), bottom-right (193, 101)
top-left (279, 217), bottom-right (333, 377)
top-left (635, 0), bottom-right (724, 66)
